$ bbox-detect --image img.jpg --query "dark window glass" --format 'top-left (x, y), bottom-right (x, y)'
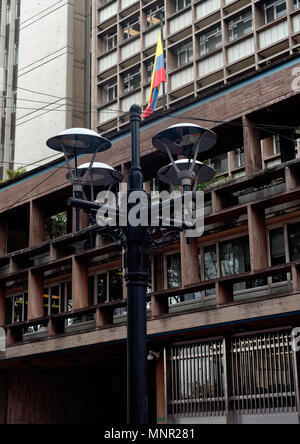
top-left (146, 4), bottom-right (164, 27)
top-left (109, 269), bottom-right (123, 301)
top-left (199, 25), bottom-right (222, 56)
top-left (204, 245), bottom-right (217, 297)
top-left (5, 297), bottom-right (13, 324)
top-left (43, 288), bottom-right (49, 316)
top-left (67, 282), bottom-right (72, 312)
top-left (288, 222), bottom-right (300, 261)
top-left (228, 9), bottom-right (252, 42)
top-left (220, 237), bottom-right (250, 291)
top-left (265, 0), bottom-right (287, 24)
top-left (50, 285), bottom-right (60, 315)
top-left (270, 227), bottom-right (287, 282)
top-left (167, 253), bottom-right (182, 288)
top-left (97, 273), bottom-right (108, 303)
top-left (14, 295), bottom-right (23, 323)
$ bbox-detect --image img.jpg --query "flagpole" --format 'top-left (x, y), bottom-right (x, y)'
top-left (160, 11), bottom-right (167, 113)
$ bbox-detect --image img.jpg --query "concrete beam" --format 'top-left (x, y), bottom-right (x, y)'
top-left (248, 204), bottom-right (268, 271)
top-left (28, 270), bottom-right (44, 320)
top-left (29, 201), bottom-right (45, 248)
top-left (243, 116), bottom-right (262, 175)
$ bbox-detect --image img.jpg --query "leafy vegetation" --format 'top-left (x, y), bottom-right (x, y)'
top-left (0, 167), bottom-right (27, 183)
top-left (45, 212), bottom-right (67, 239)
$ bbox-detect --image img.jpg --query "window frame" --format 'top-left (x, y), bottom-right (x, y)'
top-left (264, 0), bottom-right (287, 24)
top-left (227, 9), bottom-right (253, 42)
top-left (122, 17), bottom-right (140, 41)
top-left (199, 24), bottom-right (222, 56)
top-left (5, 292), bottom-right (28, 325)
top-left (123, 67), bottom-right (141, 94)
top-left (176, 42), bottom-right (193, 67)
top-left (146, 4), bottom-right (165, 28)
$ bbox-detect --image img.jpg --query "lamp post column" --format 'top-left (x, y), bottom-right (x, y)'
top-left (125, 105), bottom-right (151, 424)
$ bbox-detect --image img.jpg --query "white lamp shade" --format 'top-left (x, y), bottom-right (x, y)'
top-left (67, 162), bottom-right (123, 186)
top-left (158, 159), bottom-right (215, 186)
top-left (47, 128), bottom-right (111, 154)
top-left (152, 124), bottom-right (217, 156)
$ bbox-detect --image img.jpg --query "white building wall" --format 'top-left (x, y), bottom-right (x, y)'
top-left (15, 0), bottom-right (88, 169)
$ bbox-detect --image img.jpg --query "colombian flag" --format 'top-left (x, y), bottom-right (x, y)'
top-left (142, 31), bottom-right (166, 119)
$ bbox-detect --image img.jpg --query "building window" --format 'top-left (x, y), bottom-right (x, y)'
top-left (228, 9), bottom-right (252, 42)
top-left (104, 31), bottom-right (117, 51)
top-left (167, 253), bottom-right (182, 288)
top-left (220, 236), bottom-right (250, 277)
top-left (16, 0), bottom-right (21, 18)
top-left (234, 147), bottom-right (245, 168)
top-left (5, 293), bottom-right (28, 324)
top-left (294, 0), bottom-right (300, 10)
top-left (204, 245), bottom-right (217, 297)
top-left (288, 222), bottom-right (300, 261)
top-left (104, 79), bottom-right (118, 102)
top-left (109, 269), bottom-right (123, 301)
top-left (199, 25), bottom-right (222, 56)
top-left (269, 227), bottom-right (287, 282)
top-left (176, 42), bottom-right (193, 66)
top-left (220, 236), bottom-right (250, 290)
top-left (123, 17), bottom-right (140, 40)
top-left (146, 4), bottom-right (164, 27)
top-left (123, 68), bottom-right (141, 94)
top-left (94, 268), bottom-right (123, 304)
top-left (210, 153), bottom-right (228, 173)
top-left (175, 0), bottom-right (191, 12)
top-left (43, 284), bottom-right (65, 316)
top-left (145, 59), bottom-right (154, 83)
top-left (264, 0), bottom-right (287, 24)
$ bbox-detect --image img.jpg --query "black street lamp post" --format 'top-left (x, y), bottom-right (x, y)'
top-left (47, 105), bottom-right (217, 425)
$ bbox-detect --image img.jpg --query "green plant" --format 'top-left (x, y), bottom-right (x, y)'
top-left (197, 175), bottom-right (230, 191)
top-left (0, 167), bottom-right (27, 183)
top-left (45, 212), bottom-right (67, 239)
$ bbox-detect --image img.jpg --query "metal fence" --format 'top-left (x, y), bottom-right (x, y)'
top-left (230, 331), bottom-right (296, 415)
top-left (169, 340), bottom-right (225, 418)
top-left (169, 330), bottom-right (297, 421)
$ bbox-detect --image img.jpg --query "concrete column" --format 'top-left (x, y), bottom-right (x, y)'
top-left (96, 307), bottom-right (114, 327)
top-left (247, 204), bottom-right (268, 271)
top-left (151, 254), bottom-right (168, 316)
top-left (292, 265), bottom-right (300, 292)
top-left (0, 283), bottom-right (5, 326)
top-left (0, 219), bottom-right (7, 256)
top-left (285, 166), bottom-right (300, 191)
top-left (72, 257), bottom-right (89, 310)
top-left (29, 201), bottom-right (45, 247)
top-left (243, 116), bottom-right (262, 175)
top-left (180, 233), bottom-right (200, 286)
top-left (216, 281), bottom-right (233, 306)
top-left (211, 190), bottom-right (224, 213)
top-left (156, 351), bottom-right (167, 424)
top-left (28, 270), bottom-right (44, 320)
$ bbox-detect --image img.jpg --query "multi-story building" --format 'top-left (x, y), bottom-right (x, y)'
top-left (0, 0), bottom-right (299, 425)
top-left (0, 0), bottom-right (21, 177)
top-left (0, 0), bottom-right (91, 179)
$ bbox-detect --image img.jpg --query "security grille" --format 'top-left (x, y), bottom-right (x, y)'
top-left (169, 330), bottom-right (298, 422)
top-left (230, 331), bottom-right (296, 415)
top-left (169, 340), bottom-right (225, 418)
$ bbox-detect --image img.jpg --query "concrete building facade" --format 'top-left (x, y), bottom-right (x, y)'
top-left (0, 0), bottom-right (91, 178)
top-left (0, 0), bottom-right (299, 426)
top-left (0, 0), bottom-right (21, 177)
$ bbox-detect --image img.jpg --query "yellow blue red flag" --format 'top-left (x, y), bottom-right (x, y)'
top-left (142, 31), bottom-right (166, 119)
